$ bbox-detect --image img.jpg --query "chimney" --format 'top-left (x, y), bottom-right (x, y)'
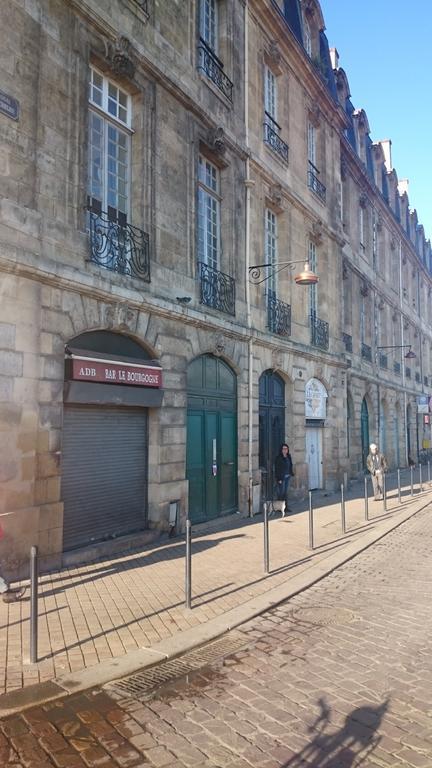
top-left (380, 139), bottom-right (392, 171)
top-left (330, 48), bottom-right (339, 70)
top-left (399, 179), bottom-right (409, 196)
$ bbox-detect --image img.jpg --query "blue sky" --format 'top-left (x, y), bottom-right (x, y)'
top-left (321, 1), bottom-right (431, 241)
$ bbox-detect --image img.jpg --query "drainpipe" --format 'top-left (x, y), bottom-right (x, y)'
top-left (244, 0), bottom-right (254, 517)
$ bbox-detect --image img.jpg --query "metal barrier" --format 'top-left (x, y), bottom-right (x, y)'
top-left (30, 546), bottom-right (38, 664)
top-left (341, 484), bottom-right (346, 534)
top-left (263, 503), bottom-right (270, 574)
top-left (185, 519), bottom-right (192, 609)
top-left (308, 491), bottom-right (314, 550)
top-left (364, 477), bottom-right (369, 521)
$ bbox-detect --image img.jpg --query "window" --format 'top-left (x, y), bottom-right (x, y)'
top-left (309, 241), bottom-right (317, 318)
top-left (197, 155), bottom-right (220, 270)
top-left (359, 206), bottom-right (365, 250)
top-left (307, 122), bottom-right (316, 168)
top-left (88, 67), bottom-right (131, 218)
top-left (264, 67), bottom-right (277, 125)
top-left (265, 209), bottom-right (278, 295)
top-left (304, 19), bottom-right (312, 56)
top-left (372, 216), bottom-right (378, 269)
top-left (200, 0), bottom-right (218, 53)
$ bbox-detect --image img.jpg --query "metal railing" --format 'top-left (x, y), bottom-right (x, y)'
top-left (342, 333), bottom-right (352, 352)
top-left (198, 261), bottom-right (235, 316)
top-left (310, 314), bottom-right (329, 350)
top-left (361, 343), bottom-right (372, 362)
top-left (267, 290), bottom-right (291, 336)
top-left (379, 353), bottom-right (388, 369)
top-left (307, 162), bottom-right (326, 203)
top-left (197, 38), bottom-right (233, 101)
top-left (87, 204), bottom-right (150, 282)
top-left (263, 114), bottom-right (289, 164)
top-left (394, 361), bottom-right (401, 375)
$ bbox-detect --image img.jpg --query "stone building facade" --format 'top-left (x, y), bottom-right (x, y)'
top-left (0, 0), bottom-right (431, 574)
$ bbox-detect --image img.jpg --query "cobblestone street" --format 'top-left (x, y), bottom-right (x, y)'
top-left (2, 503), bottom-right (432, 766)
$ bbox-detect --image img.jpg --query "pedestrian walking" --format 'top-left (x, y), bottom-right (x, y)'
top-left (0, 522), bottom-right (25, 603)
top-left (274, 443), bottom-right (294, 513)
top-left (366, 443), bottom-right (388, 501)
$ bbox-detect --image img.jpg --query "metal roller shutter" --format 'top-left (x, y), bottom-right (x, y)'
top-left (62, 406), bottom-right (148, 551)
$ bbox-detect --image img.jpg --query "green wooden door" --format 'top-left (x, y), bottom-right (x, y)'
top-left (186, 355), bottom-right (237, 523)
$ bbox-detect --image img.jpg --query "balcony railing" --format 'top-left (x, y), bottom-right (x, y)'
top-left (198, 261), bottom-right (235, 316)
top-left (361, 343), bottom-right (372, 362)
top-left (197, 38), bottom-right (233, 101)
top-left (415, 371), bottom-right (421, 384)
top-left (308, 162), bottom-right (326, 203)
top-left (87, 203), bottom-right (150, 282)
top-left (394, 361), bottom-right (401, 375)
top-left (267, 290), bottom-right (291, 336)
top-left (406, 366), bottom-right (411, 379)
top-left (263, 113), bottom-right (289, 164)
top-left (342, 333), bottom-right (352, 353)
top-left (310, 314), bottom-right (329, 350)
top-left (379, 353), bottom-right (388, 369)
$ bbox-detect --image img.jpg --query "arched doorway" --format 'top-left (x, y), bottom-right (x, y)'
top-left (186, 355), bottom-right (237, 523)
top-left (62, 331), bottom-right (162, 550)
top-left (259, 371), bottom-right (285, 500)
top-left (361, 397), bottom-right (370, 470)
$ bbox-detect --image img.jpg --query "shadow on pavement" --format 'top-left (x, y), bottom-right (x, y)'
top-left (283, 695), bottom-right (389, 767)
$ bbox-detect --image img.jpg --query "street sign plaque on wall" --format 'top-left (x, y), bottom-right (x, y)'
top-left (0, 90), bottom-right (19, 121)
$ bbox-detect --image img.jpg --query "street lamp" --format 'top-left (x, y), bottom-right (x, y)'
top-left (377, 344), bottom-right (416, 359)
top-left (248, 260), bottom-right (319, 286)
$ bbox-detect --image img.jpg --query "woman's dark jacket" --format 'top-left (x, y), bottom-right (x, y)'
top-left (274, 453), bottom-right (293, 481)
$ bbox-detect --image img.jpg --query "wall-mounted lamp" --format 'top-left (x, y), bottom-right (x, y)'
top-left (377, 344), bottom-right (416, 360)
top-left (248, 260), bottom-right (319, 286)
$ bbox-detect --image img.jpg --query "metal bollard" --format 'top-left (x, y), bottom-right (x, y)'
top-left (397, 469), bottom-right (401, 505)
top-left (382, 473), bottom-right (387, 512)
top-left (185, 519), bottom-right (192, 609)
top-left (263, 503), bottom-right (270, 574)
top-left (30, 546), bottom-right (38, 664)
top-left (410, 465), bottom-right (414, 497)
top-left (364, 476), bottom-right (369, 521)
top-left (420, 463), bottom-right (423, 492)
top-left (428, 461), bottom-right (431, 485)
top-left (308, 491), bottom-right (314, 550)
top-left (341, 483), bottom-right (346, 534)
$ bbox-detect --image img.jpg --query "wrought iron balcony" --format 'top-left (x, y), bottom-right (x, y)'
top-left (406, 366), bottom-right (411, 379)
top-left (263, 114), bottom-right (289, 164)
top-left (197, 39), bottom-right (233, 101)
top-left (379, 353), bottom-right (388, 369)
top-left (310, 314), bottom-right (329, 350)
top-left (342, 333), bottom-right (352, 353)
top-left (267, 290), bottom-right (291, 336)
top-left (87, 203), bottom-right (150, 282)
top-left (415, 371), bottom-right (421, 384)
top-left (394, 361), bottom-right (401, 375)
top-left (308, 162), bottom-right (326, 203)
top-left (361, 343), bottom-right (372, 362)
top-left (198, 261), bottom-right (235, 316)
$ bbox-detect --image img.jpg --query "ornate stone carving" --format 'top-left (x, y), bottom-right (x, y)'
top-left (207, 126), bottom-right (226, 157)
top-left (311, 219), bottom-right (323, 244)
top-left (390, 237), bottom-right (397, 252)
top-left (359, 192), bottom-right (368, 209)
top-left (392, 310), bottom-right (398, 322)
top-left (268, 183), bottom-right (283, 210)
top-left (403, 319), bottom-right (409, 331)
top-left (308, 104), bottom-right (321, 128)
top-left (271, 349), bottom-right (283, 371)
top-left (360, 280), bottom-right (369, 297)
top-left (377, 297), bottom-right (385, 310)
top-left (340, 156), bottom-right (348, 181)
top-left (376, 214), bottom-right (383, 232)
top-left (214, 335), bottom-right (226, 356)
top-left (342, 259), bottom-right (349, 280)
top-left (265, 40), bottom-right (282, 73)
top-left (109, 36), bottom-right (135, 78)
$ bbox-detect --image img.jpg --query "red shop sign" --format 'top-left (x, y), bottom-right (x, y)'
top-left (71, 356), bottom-right (162, 388)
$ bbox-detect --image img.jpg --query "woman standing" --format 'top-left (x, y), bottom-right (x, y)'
top-left (274, 443), bottom-right (294, 509)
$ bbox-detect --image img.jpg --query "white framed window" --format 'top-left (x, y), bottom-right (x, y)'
top-left (304, 19), bottom-right (312, 56)
top-left (307, 122), bottom-right (316, 168)
top-left (200, 0), bottom-right (218, 52)
top-left (265, 209), bottom-right (278, 294)
top-left (359, 206), bottom-right (365, 249)
top-left (197, 155), bottom-right (220, 271)
top-left (308, 241), bottom-right (317, 317)
top-left (88, 67), bottom-right (131, 217)
top-left (264, 67), bottom-right (278, 125)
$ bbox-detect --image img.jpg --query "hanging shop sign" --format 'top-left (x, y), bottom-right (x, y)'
top-left (70, 355), bottom-right (162, 388)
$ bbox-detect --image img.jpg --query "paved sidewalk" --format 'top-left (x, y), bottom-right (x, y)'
top-left (0, 470), bottom-right (430, 701)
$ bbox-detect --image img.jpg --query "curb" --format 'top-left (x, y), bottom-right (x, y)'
top-left (0, 493), bottom-right (430, 718)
